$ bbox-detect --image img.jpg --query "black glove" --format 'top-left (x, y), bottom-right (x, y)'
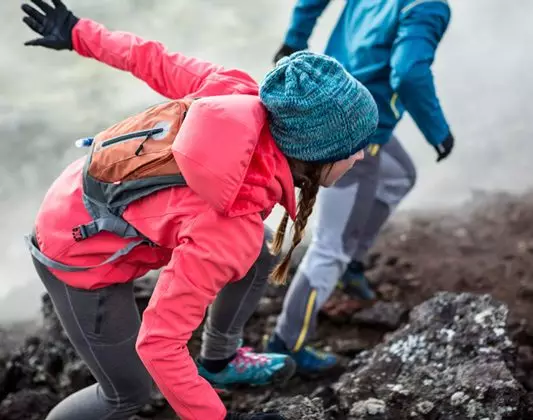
top-left (273, 44), bottom-right (300, 65)
top-left (225, 412), bottom-right (286, 420)
top-left (434, 132), bottom-right (454, 162)
top-left (21, 0), bottom-right (79, 50)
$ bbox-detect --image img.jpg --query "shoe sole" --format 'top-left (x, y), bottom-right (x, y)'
top-left (213, 357), bottom-right (297, 394)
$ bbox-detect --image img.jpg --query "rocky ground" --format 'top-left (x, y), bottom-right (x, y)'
top-left (1, 191), bottom-right (533, 419)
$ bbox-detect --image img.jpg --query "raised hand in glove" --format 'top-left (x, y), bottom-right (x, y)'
top-left (273, 44), bottom-right (300, 65)
top-left (226, 411), bottom-right (287, 420)
top-left (434, 132), bottom-right (454, 162)
top-left (21, 0), bottom-right (79, 50)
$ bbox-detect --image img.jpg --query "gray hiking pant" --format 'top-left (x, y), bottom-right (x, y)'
top-left (32, 228), bottom-right (276, 420)
top-left (275, 137), bottom-right (416, 350)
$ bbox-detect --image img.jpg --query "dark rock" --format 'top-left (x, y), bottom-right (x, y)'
top-left (508, 318), bottom-right (533, 346)
top-left (266, 315), bottom-right (278, 330)
top-left (255, 297), bottom-right (282, 317)
top-left (375, 283), bottom-right (401, 301)
top-left (321, 292), bottom-right (371, 323)
top-left (332, 338), bottom-right (371, 357)
top-left (61, 359), bottom-right (94, 395)
top-left (518, 282), bottom-right (533, 300)
top-left (133, 274), bottom-right (158, 314)
top-left (335, 292), bottom-right (526, 419)
top-left (41, 294), bottom-right (63, 341)
top-left (0, 322), bottom-right (41, 360)
top-left (348, 398), bottom-right (387, 419)
top-left (385, 256), bottom-right (399, 266)
top-left (149, 390), bottom-right (167, 409)
top-left (515, 345), bottom-right (533, 391)
top-left (24, 336), bottom-right (41, 348)
top-left (516, 240), bottom-right (533, 254)
top-left (136, 390), bottom-right (168, 417)
top-left (260, 395), bottom-right (326, 420)
top-left (351, 301), bottom-right (408, 330)
top-left (525, 392), bottom-right (533, 418)
top-left (3, 239), bottom-right (533, 420)
top-left (0, 388), bottom-right (59, 420)
top-left (309, 385), bottom-right (335, 404)
top-left (0, 286), bottom-right (174, 420)
top-left (0, 352), bottom-right (38, 397)
top-left (43, 347), bottom-right (64, 378)
top-left (138, 402), bottom-right (159, 417)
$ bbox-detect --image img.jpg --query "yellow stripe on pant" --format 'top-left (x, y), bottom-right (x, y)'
top-left (293, 289), bottom-right (318, 352)
top-left (367, 144), bottom-right (381, 157)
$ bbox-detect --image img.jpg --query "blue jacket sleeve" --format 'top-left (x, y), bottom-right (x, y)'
top-left (284, 0), bottom-right (331, 50)
top-left (390, 2), bottom-right (451, 146)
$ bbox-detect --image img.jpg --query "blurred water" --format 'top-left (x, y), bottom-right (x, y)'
top-left (0, 0), bottom-right (531, 321)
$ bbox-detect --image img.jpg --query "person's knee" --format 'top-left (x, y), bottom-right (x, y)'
top-left (118, 382), bottom-right (152, 413)
top-left (396, 165), bottom-right (417, 198)
top-left (379, 167), bottom-right (417, 205)
top-left (406, 165), bottom-right (417, 192)
top-left (111, 365), bottom-right (153, 413)
top-left (301, 247), bottom-right (349, 294)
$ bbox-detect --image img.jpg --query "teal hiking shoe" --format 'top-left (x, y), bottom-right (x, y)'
top-left (197, 344), bottom-right (296, 390)
top-left (338, 260), bottom-right (376, 301)
top-left (265, 334), bottom-right (338, 376)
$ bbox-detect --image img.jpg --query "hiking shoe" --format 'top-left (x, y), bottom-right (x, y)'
top-left (265, 333), bottom-right (338, 376)
top-left (197, 345), bottom-right (295, 390)
top-left (338, 260), bottom-right (376, 301)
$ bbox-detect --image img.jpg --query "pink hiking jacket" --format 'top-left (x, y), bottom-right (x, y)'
top-left (33, 19), bottom-right (297, 420)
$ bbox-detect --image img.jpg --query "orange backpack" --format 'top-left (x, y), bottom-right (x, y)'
top-left (27, 99), bottom-right (193, 272)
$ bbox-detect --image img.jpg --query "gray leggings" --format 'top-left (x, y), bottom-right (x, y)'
top-left (33, 228), bottom-right (276, 420)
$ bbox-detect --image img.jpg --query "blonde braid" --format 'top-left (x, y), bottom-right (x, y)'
top-left (269, 168), bottom-right (321, 285)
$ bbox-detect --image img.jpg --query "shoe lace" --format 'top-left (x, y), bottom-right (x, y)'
top-left (232, 346), bottom-right (269, 372)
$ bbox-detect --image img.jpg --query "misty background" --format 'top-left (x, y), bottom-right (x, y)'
top-left (0, 0), bottom-right (531, 322)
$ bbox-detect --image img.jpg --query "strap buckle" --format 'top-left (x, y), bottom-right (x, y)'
top-left (72, 226), bottom-right (87, 242)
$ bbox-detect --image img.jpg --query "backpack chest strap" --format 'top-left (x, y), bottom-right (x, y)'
top-left (72, 216), bottom-right (141, 242)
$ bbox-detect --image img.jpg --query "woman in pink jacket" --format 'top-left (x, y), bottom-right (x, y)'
top-left (20, 1), bottom-right (378, 419)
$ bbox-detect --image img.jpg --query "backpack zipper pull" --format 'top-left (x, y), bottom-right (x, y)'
top-left (75, 137), bottom-right (94, 148)
top-left (135, 136), bottom-right (150, 156)
top-left (134, 127), bottom-right (165, 156)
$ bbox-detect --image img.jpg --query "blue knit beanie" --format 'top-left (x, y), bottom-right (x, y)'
top-left (259, 51), bottom-right (378, 163)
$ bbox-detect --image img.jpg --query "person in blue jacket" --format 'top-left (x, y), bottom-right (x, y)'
top-left (266, 0), bottom-right (455, 374)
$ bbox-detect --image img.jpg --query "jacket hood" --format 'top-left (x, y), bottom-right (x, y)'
top-left (172, 95), bottom-right (296, 219)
